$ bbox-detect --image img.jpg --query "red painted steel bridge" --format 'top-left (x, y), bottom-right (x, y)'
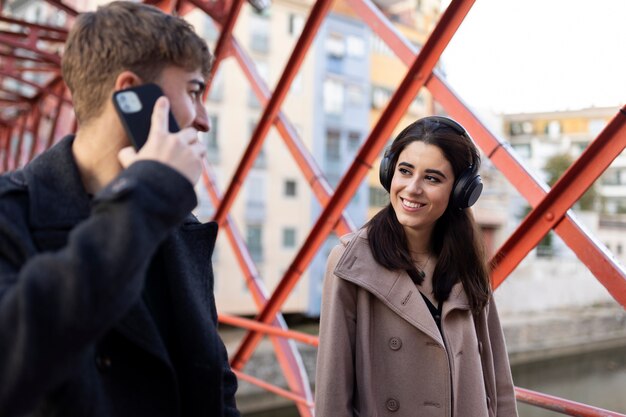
top-left (1, 0), bottom-right (625, 416)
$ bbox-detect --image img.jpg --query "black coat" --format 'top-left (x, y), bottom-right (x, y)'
top-left (0, 136), bottom-right (239, 417)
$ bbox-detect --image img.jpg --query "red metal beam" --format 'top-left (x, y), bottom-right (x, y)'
top-left (42, 0), bottom-right (79, 17)
top-left (515, 387), bottom-right (626, 417)
top-left (232, 370), bottom-right (314, 409)
top-left (231, 0), bottom-right (477, 370)
top-left (12, 113), bottom-right (27, 170)
top-left (0, 34), bottom-right (62, 65)
top-left (219, 314), bottom-right (319, 347)
top-left (0, 70), bottom-right (69, 103)
top-left (229, 37), bottom-right (354, 236)
top-left (0, 30), bottom-right (67, 43)
top-left (346, 0), bottom-right (626, 304)
top-left (213, 0), bottom-right (334, 226)
top-left (203, 0), bottom-right (243, 96)
top-left (199, 165), bottom-right (315, 417)
top-left (182, 0), bottom-right (229, 25)
top-left (0, 15), bottom-right (68, 35)
top-left (26, 99), bottom-right (42, 162)
top-left (169, 3), bottom-right (316, 412)
top-left (1, 127), bottom-right (10, 171)
top-left (491, 107), bottom-right (626, 290)
top-left (43, 83), bottom-right (67, 152)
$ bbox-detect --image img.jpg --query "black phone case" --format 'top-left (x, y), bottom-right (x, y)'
top-left (112, 83), bottom-right (180, 150)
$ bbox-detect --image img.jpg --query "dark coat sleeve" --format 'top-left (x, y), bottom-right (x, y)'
top-left (0, 161), bottom-right (196, 416)
top-left (207, 288), bottom-right (240, 417)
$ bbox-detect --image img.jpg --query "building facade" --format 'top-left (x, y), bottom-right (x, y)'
top-left (495, 106), bottom-right (626, 314)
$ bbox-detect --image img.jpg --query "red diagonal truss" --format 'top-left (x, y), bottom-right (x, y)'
top-left (1, 0), bottom-right (625, 416)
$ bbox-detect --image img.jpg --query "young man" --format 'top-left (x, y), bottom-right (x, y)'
top-left (0, 2), bottom-right (240, 416)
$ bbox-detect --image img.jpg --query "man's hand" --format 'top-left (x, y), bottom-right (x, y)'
top-left (118, 96), bottom-right (206, 184)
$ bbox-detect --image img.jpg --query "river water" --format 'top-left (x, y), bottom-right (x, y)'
top-left (511, 345), bottom-right (626, 416)
top-left (244, 345), bottom-right (626, 416)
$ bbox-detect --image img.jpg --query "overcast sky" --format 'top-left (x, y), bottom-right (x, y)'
top-left (440, 0), bottom-right (626, 115)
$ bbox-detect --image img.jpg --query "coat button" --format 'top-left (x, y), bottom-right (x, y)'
top-left (385, 398), bottom-right (400, 412)
top-left (95, 354), bottom-right (112, 372)
top-left (388, 337), bottom-right (402, 351)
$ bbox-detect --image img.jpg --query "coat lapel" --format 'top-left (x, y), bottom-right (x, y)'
top-left (333, 230), bottom-right (444, 344)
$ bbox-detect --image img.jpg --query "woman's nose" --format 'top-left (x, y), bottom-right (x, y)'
top-left (407, 177), bottom-right (424, 194)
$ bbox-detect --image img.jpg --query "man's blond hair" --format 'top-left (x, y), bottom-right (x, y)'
top-left (61, 1), bottom-right (213, 123)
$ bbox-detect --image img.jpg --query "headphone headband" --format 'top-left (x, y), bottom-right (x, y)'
top-left (378, 116), bottom-right (483, 210)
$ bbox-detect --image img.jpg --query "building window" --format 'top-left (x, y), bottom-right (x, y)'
top-left (325, 32), bottom-right (345, 58)
top-left (323, 78), bottom-right (344, 115)
top-left (249, 120), bottom-right (267, 168)
top-left (546, 120), bottom-right (561, 138)
top-left (208, 69), bottom-right (224, 102)
top-left (203, 115), bottom-right (220, 163)
top-left (288, 13), bottom-right (304, 36)
top-left (589, 119), bottom-right (606, 136)
top-left (346, 84), bottom-right (365, 106)
top-left (205, 115), bottom-right (219, 150)
top-left (408, 95), bottom-right (424, 116)
top-left (326, 129), bottom-right (341, 161)
top-left (246, 225), bottom-right (263, 263)
top-left (248, 61), bottom-right (268, 108)
top-left (512, 143), bottom-right (531, 160)
top-left (284, 179), bottom-right (297, 197)
top-left (347, 131), bottom-right (361, 151)
top-left (370, 33), bottom-right (392, 56)
top-left (282, 228), bottom-right (296, 248)
top-left (346, 35), bottom-right (366, 57)
top-left (371, 85), bottom-right (393, 109)
top-left (246, 175), bottom-right (265, 204)
top-left (250, 11), bottom-right (270, 53)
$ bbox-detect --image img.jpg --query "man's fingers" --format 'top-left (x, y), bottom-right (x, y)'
top-left (118, 146), bottom-right (137, 168)
top-left (175, 127), bottom-right (199, 145)
top-left (150, 96), bottom-right (170, 135)
top-left (190, 140), bottom-right (207, 158)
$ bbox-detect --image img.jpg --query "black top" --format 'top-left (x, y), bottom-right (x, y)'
top-left (420, 292), bottom-right (443, 332)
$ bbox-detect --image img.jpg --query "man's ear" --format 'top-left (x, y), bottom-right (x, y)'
top-left (114, 71), bottom-right (143, 91)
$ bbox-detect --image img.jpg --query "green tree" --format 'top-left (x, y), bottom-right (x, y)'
top-left (544, 153), bottom-right (598, 211)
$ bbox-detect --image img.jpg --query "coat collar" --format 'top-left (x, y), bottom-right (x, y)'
top-left (22, 135), bottom-right (92, 230)
top-left (333, 228), bottom-right (470, 343)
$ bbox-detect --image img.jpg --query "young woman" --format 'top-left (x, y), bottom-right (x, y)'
top-left (315, 116), bottom-right (518, 417)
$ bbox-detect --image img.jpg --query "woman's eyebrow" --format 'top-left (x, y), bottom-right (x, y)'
top-left (425, 168), bottom-right (447, 179)
top-left (398, 162), bottom-right (448, 179)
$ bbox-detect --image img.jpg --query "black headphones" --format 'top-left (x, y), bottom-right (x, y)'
top-left (378, 116), bottom-right (483, 210)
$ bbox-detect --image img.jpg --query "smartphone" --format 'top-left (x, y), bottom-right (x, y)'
top-left (112, 83), bottom-right (180, 150)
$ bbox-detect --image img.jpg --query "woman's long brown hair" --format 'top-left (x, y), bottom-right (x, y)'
top-left (366, 118), bottom-right (491, 314)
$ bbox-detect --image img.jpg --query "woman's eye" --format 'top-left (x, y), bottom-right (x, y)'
top-left (425, 175), bottom-right (441, 183)
top-left (190, 90), bottom-right (200, 100)
top-left (398, 167), bottom-right (411, 175)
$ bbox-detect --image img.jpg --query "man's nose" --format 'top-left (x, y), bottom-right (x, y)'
top-left (193, 103), bottom-right (209, 132)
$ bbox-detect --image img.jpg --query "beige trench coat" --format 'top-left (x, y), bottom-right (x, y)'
top-left (315, 229), bottom-right (518, 417)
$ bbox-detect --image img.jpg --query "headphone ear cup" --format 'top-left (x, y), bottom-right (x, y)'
top-left (379, 152), bottom-right (393, 192)
top-left (452, 169), bottom-right (483, 209)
